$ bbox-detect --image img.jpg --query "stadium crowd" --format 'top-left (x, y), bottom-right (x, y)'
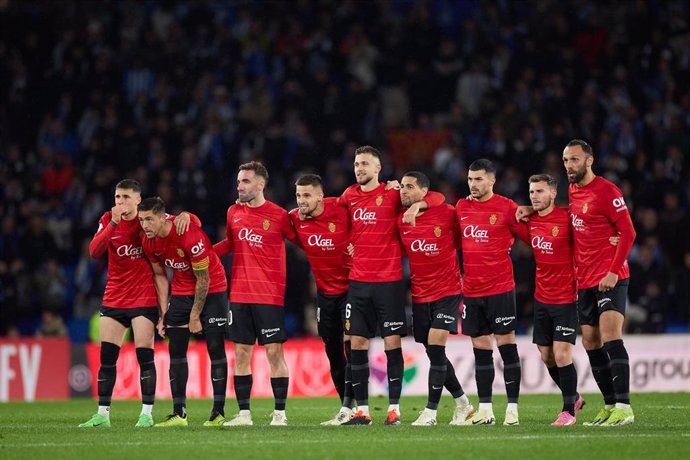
top-left (1, 0), bottom-right (689, 338)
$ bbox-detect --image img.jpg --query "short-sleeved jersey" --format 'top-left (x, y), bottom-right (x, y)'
top-left (92, 213), bottom-right (157, 308)
top-left (569, 177), bottom-right (632, 289)
top-left (142, 218), bottom-right (227, 296)
top-left (337, 183), bottom-right (403, 282)
top-left (223, 200), bottom-right (297, 306)
top-left (289, 198), bottom-right (350, 296)
top-left (525, 207), bottom-right (577, 304)
top-left (455, 194), bottom-right (523, 297)
top-left (398, 204), bottom-right (463, 303)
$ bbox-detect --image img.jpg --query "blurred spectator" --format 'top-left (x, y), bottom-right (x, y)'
top-left (35, 309), bottom-right (68, 338)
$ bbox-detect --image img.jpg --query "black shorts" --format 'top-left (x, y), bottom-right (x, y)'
top-left (316, 292), bottom-right (348, 340)
top-left (532, 300), bottom-right (578, 345)
top-left (165, 292), bottom-right (229, 333)
top-left (412, 294), bottom-right (462, 343)
top-left (461, 290), bottom-right (517, 337)
top-left (228, 303), bottom-right (286, 345)
top-left (100, 306), bottom-right (158, 328)
top-left (577, 279), bottom-right (629, 326)
top-left (345, 280), bottom-right (406, 338)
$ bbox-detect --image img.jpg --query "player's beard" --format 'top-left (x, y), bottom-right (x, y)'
top-left (532, 197), bottom-right (552, 212)
top-left (400, 196), bottom-right (416, 208)
top-left (298, 205), bottom-right (315, 217)
top-left (238, 193), bottom-right (256, 203)
top-left (567, 165), bottom-right (587, 184)
top-left (356, 174), bottom-right (373, 186)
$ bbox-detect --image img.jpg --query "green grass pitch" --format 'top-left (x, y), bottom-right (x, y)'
top-left (2, 393), bottom-right (689, 460)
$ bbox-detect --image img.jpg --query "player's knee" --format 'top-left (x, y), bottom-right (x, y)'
top-left (100, 341), bottom-right (121, 367)
top-left (350, 335), bottom-right (368, 350)
top-left (135, 347), bottom-right (154, 368)
top-left (205, 332), bottom-right (227, 361)
top-left (553, 349), bottom-right (572, 367)
top-left (265, 344), bottom-right (284, 363)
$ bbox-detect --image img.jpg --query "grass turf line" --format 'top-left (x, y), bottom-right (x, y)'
top-left (1, 393), bottom-right (688, 460)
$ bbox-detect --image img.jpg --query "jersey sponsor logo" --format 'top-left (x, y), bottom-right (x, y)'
top-left (495, 316), bottom-right (515, 326)
top-left (463, 225), bottom-right (489, 240)
top-left (164, 259), bottom-right (190, 270)
top-left (115, 244), bottom-right (144, 258)
top-left (238, 228), bottom-right (264, 245)
top-left (531, 236), bottom-right (553, 253)
top-left (571, 213), bottom-right (585, 231)
top-left (190, 239), bottom-right (205, 256)
top-left (410, 239), bottom-right (439, 255)
top-left (612, 196), bottom-right (628, 212)
top-left (307, 234), bottom-right (335, 250)
top-left (352, 207), bottom-right (377, 223)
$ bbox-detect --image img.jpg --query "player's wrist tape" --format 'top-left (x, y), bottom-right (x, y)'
top-left (109, 220), bottom-right (118, 227)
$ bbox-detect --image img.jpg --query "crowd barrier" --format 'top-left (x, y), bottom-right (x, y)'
top-left (1, 335), bottom-right (688, 402)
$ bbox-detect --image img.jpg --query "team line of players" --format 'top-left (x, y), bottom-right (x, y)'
top-left (79, 139), bottom-right (636, 429)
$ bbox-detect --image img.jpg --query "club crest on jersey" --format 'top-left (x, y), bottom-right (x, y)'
top-left (328, 222), bottom-right (336, 233)
top-left (434, 226), bottom-right (442, 237)
top-left (552, 226), bottom-right (559, 237)
top-left (376, 195), bottom-right (383, 206)
top-left (489, 214), bottom-right (497, 225)
top-left (582, 202), bottom-right (589, 214)
top-left (345, 320), bottom-right (350, 331)
top-left (262, 219), bottom-right (271, 230)
top-left (177, 248), bottom-right (185, 257)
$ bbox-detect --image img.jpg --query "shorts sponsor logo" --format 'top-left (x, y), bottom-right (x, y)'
top-left (597, 297), bottom-right (612, 308)
top-left (353, 208), bottom-right (377, 223)
top-left (384, 321), bottom-right (404, 331)
top-left (238, 228), bottom-right (264, 246)
top-left (116, 244), bottom-right (144, 258)
top-left (307, 234), bottom-right (335, 250)
top-left (165, 259), bottom-right (189, 270)
top-left (496, 316), bottom-right (515, 326)
top-left (191, 239), bottom-right (205, 256)
top-left (208, 317), bottom-right (227, 326)
top-left (436, 313), bottom-right (455, 324)
top-left (262, 328), bottom-right (281, 338)
top-left (555, 325), bottom-right (575, 335)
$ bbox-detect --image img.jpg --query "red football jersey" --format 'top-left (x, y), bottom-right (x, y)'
top-left (337, 183), bottom-right (403, 282)
top-left (217, 200), bottom-right (297, 306)
top-left (569, 176), bottom-right (635, 289)
top-left (455, 194), bottom-right (523, 297)
top-left (289, 198), bottom-right (350, 296)
top-left (398, 204), bottom-right (463, 303)
top-left (142, 218), bottom-right (227, 296)
top-left (90, 213), bottom-right (157, 308)
top-left (524, 207), bottom-right (577, 304)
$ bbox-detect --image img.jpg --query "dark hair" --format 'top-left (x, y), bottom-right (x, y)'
top-left (239, 161), bottom-right (269, 181)
top-left (566, 139), bottom-right (593, 156)
top-left (528, 173), bottom-right (558, 189)
top-left (295, 173), bottom-right (323, 188)
top-left (137, 196), bottom-right (166, 214)
top-left (354, 145), bottom-right (382, 161)
top-left (468, 159), bottom-right (496, 175)
top-left (402, 171), bottom-right (430, 189)
top-left (115, 179), bottom-right (142, 193)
